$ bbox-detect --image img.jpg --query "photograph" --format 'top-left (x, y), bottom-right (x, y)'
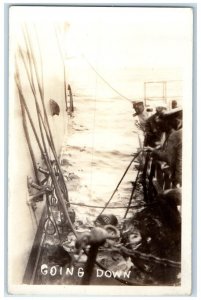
top-left (8, 5), bottom-right (193, 296)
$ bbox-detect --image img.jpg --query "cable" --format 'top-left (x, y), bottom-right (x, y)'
top-left (15, 55), bottom-right (76, 236)
top-left (18, 74), bottom-right (40, 183)
top-left (124, 168), bottom-right (141, 218)
top-left (67, 201), bottom-right (157, 210)
top-left (22, 25), bottom-right (71, 206)
top-left (99, 151), bottom-right (141, 215)
top-left (54, 25), bottom-right (68, 111)
top-left (82, 54), bottom-right (132, 102)
top-left (121, 246), bottom-right (181, 268)
top-left (31, 27), bottom-right (70, 203)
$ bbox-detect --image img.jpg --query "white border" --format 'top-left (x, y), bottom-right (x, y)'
top-left (2, 0), bottom-right (199, 299)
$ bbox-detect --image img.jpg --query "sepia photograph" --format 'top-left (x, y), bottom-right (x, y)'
top-left (8, 5), bottom-right (193, 296)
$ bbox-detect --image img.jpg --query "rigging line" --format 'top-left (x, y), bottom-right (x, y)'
top-left (18, 45), bottom-right (47, 157)
top-left (15, 76), bottom-right (45, 283)
top-left (20, 27), bottom-right (35, 86)
top-left (30, 91), bottom-right (75, 234)
top-left (18, 46), bottom-right (37, 98)
top-left (23, 25), bottom-right (50, 140)
top-left (16, 71), bottom-right (76, 250)
top-left (30, 231), bottom-right (46, 284)
top-left (47, 208), bottom-right (61, 240)
top-left (23, 25), bottom-right (52, 140)
top-left (90, 63), bottom-right (98, 198)
top-left (22, 28), bottom-right (69, 202)
top-left (124, 168), bottom-right (141, 219)
top-left (44, 194), bottom-right (58, 236)
top-left (27, 202), bottom-right (37, 229)
top-left (18, 44), bottom-right (48, 159)
top-left (34, 97), bottom-right (76, 235)
top-left (15, 78), bottom-right (44, 155)
top-left (15, 60), bottom-right (76, 236)
top-left (26, 184), bottom-right (38, 228)
top-left (64, 201), bottom-right (158, 209)
top-left (82, 54), bottom-right (132, 102)
top-left (54, 25), bottom-right (68, 111)
top-left (99, 151), bottom-right (141, 216)
top-left (96, 246), bottom-right (180, 268)
top-left (121, 247), bottom-right (181, 268)
top-left (17, 60), bottom-right (144, 285)
top-left (19, 41), bottom-right (68, 206)
top-left (33, 24), bottom-right (45, 101)
top-left (25, 25), bottom-right (69, 199)
top-left (15, 60), bottom-right (45, 156)
top-left (16, 61), bottom-right (40, 183)
top-left (18, 34), bottom-right (145, 286)
top-left (23, 25), bottom-right (44, 112)
top-left (39, 110), bottom-right (69, 202)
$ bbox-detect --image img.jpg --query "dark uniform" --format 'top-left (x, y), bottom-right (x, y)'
top-left (152, 128), bottom-right (182, 187)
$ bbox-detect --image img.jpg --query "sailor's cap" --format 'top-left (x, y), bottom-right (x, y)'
top-left (132, 101), bottom-right (144, 107)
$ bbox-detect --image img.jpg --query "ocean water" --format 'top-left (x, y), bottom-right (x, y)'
top-left (61, 95), bottom-right (140, 223)
top-left (61, 66), bottom-right (182, 224)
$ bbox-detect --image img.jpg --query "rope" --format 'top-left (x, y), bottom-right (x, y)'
top-left (46, 189), bottom-right (62, 240)
top-left (16, 30), bottom-right (140, 286)
top-left (82, 54), bottom-right (132, 102)
top-left (67, 201), bottom-right (156, 210)
top-left (30, 232), bottom-right (46, 284)
top-left (18, 77), bottom-right (40, 183)
top-left (33, 24), bottom-right (44, 101)
top-left (22, 26), bottom-right (70, 205)
top-left (17, 27), bottom-right (180, 286)
top-left (15, 56), bottom-right (76, 236)
top-left (124, 168), bottom-right (141, 218)
top-left (54, 25), bottom-right (68, 111)
top-left (99, 151), bottom-right (141, 215)
top-left (121, 246), bottom-right (181, 268)
top-left (28, 26), bottom-right (68, 202)
top-left (95, 245), bottom-right (181, 268)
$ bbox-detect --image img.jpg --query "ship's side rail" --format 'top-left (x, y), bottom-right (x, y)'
top-left (142, 153), bottom-right (180, 200)
top-left (150, 159), bottom-right (173, 193)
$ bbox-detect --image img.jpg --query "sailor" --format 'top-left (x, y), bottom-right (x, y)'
top-left (144, 105), bottom-right (167, 148)
top-left (132, 101), bottom-right (149, 132)
top-left (144, 108), bottom-right (182, 187)
top-left (132, 101), bottom-right (149, 149)
top-left (171, 100), bottom-right (178, 109)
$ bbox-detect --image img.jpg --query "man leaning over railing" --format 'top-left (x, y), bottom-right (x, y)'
top-left (144, 108), bottom-right (182, 189)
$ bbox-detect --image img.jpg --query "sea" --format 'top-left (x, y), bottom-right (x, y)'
top-left (60, 66), bottom-right (182, 224)
top-left (60, 94), bottom-right (140, 224)
top-left (48, 73), bottom-right (182, 286)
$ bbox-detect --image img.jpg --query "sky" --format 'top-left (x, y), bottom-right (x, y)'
top-left (65, 7), bottom-right (192, 68)
top-left (10, 6), bottom-right (193, 100)
top-left (10, 6), bottom-right (193, 69)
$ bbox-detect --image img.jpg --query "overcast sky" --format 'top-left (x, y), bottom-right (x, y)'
top-left (10, 6), bottom-right (193, 99)
top-left (11, 6), bottom-right (192, 67)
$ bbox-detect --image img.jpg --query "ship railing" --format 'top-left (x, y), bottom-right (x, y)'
top-left (142, 155), bottom-right (174, 200)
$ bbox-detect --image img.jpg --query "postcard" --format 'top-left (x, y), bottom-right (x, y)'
top-left (8, 5), bottom-right (193, 296)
